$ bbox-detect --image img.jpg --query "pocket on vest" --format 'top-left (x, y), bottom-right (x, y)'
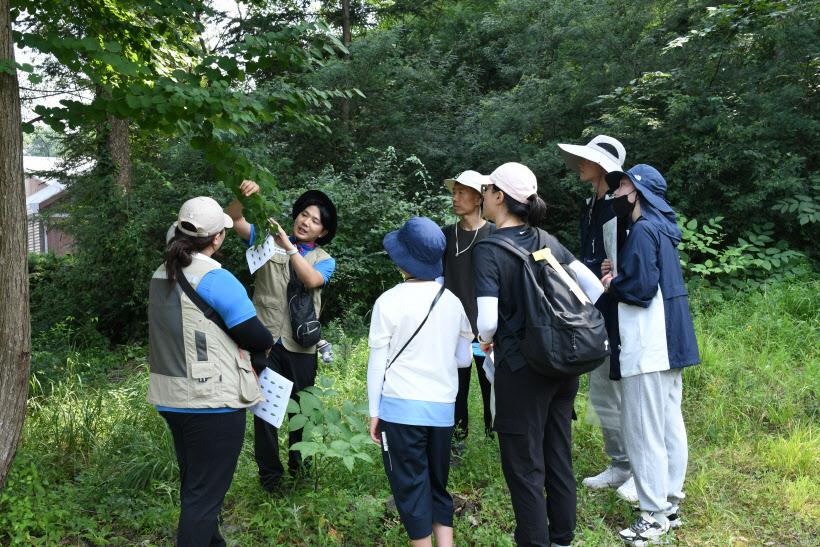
top-left (236, 354), bottom-right (262, 403)
top-left (189, 361), bottom-right (216, 399)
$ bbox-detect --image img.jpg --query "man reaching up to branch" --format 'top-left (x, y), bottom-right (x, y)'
top-left (227, 180), bottom-right (337, 494)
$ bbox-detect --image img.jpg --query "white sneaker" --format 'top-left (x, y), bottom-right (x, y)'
top-left (616, 476), bottom-right (639, 503)
top-left (619, 511), bottom-right (670, 545)
top-left (666, 509), bottom-right (683, 529)
top-left (582, 465), bottom-right (632, 489)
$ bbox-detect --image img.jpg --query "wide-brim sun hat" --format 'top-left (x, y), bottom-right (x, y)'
top-left (489, 162), bottom-right (538, 204)
top-left (444, 170), bottom-right (491, 194)
top-left (383, 216), bottom-right (446, 280)
top-left (292, 190), bottom-right (337, 246)
top-left (605, 164), bottom-right (672, 213)
top-left (557, 135), bottom-right (626, 175)
top-left (177, 196), bottom-right (233, 237)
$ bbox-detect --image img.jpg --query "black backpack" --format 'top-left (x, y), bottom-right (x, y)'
top-left (287, 262), bottom-right (322, 347)
top-left (479, 230), bottom-right (609, 378)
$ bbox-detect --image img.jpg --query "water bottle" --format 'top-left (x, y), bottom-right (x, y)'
top-left (317, 340), bottom-right (333, 363)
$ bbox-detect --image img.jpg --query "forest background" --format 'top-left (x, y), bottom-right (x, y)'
top-left (1, 0), bottom-right (819, 545)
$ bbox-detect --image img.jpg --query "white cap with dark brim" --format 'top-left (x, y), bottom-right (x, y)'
top-left (557, 135), bottom-right (626, 175)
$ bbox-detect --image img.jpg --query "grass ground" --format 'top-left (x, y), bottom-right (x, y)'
top-left (1, 280), bottom-right (818, 546)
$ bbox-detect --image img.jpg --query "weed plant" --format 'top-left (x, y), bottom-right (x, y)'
top-left (1, 281), bottom-right (818, 545)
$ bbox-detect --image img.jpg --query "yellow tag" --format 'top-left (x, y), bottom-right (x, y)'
top-left (531, 248), bottom-right (552, 262)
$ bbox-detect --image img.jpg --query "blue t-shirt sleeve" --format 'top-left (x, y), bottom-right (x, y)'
top-left (196, 269), bottom-right (257, 328)
top-left (314, 257), bottom-right (336, 286)
top-left (244, 224), bottom-right (257, 246)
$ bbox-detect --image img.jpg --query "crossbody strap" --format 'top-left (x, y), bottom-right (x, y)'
top-left (385, 284), bottom-right (446, 374)
top-left (176, 269), bottom-right (234, 339)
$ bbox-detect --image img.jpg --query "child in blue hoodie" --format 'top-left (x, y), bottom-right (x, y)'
top-left (601, 165), bottom-right (700, 546)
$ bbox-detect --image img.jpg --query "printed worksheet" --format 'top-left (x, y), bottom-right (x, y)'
top-left (249, 367), bottom-right (293, 428)
top-left (603, 217), bottom-right (618, 277)
top-left (245, 235), bottom-right (286, 274)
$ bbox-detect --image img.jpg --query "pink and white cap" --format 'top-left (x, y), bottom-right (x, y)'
top-left (489, 162), bottom-right (538, 204)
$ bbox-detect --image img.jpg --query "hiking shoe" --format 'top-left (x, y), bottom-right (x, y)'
top-left (619, 511), bottom-right (670, 545)
top-left (666, 509), bottom-right (683, 529)
top-left (616, 476), bottom-right (639, 503)
top-left (582, 465), bottom-right (632, 489)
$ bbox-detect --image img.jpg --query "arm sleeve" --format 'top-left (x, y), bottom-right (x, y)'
top-left (313, 257), bottom-right (336, 286)
top-left (456, 336), bottom-right (472, 368)
top-left (244, 224), bottom-right (257, 246)
top-left (197, 269), bottom-right (257, 328)
top-left (609, 223), bottom-right (661, 308)
top-left (476, 297), bottom-right (499, 343)
top-left (228, 317), bottom-right (274, 352)
top-left (367, 345), bottom-right (389, 417)
top-left (569, 260), bottom-right (605, 304)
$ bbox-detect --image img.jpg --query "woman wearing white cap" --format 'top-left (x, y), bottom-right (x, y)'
top-left (147, 197), bottom-right (273, 546)
top-left (557, 135), bottom-right (638, 502)
top-left (472, 163), bottom-right (602, 547)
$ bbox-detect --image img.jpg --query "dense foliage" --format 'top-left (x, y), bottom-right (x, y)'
top-left (19, 0), bottom-right (820, 341)
top-left (4, 282), bottom-right (819, 544)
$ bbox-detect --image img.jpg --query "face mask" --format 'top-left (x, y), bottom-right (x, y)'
top-left (611, 192), bottom-right (637, 219)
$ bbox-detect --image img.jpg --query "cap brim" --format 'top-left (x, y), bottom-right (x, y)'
top-left (223, 213), bottom-right (234, 230)
top-left (444, 176), bottom-right (488, 194)
top-left (558, 143), bottom-right (622, 175)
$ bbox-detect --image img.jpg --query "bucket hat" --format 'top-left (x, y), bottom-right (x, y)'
top-left (177, 196), bottom-right (233, 237)
top-left (383, 217), bottom-right (446, 280)
top-left (292, 190), bottom-right (337, 246)
top-left (489, 162), bottom-right (538, 204)
top-left (605, 164), bottom-right (672, 214)
top-left (444, 170), bottom-right (490, 194)
top-left (557, 135), bottom-right (626, 175)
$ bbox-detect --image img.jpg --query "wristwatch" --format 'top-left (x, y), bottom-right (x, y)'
top-left (286, 247), bottom-right (299, 256)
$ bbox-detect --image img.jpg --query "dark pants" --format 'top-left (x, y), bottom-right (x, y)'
top-left (453, 355), bottom-right (493, 441)
top-left (492, 362), bottom-right (579, 547)
top-left (252, 343), bottom-right (318, 488)
top-left (380, 420), bottom-right (455, 540)
top-left (160, 410), bottom-right (246, 547)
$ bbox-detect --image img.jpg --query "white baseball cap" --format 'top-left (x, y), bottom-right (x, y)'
top-left (177, 196), bottom-right (233, 238)
top-left (489, 163), bottom-right (538, 204)
top-left (557, 135), bottom-right (626, 175)
top-left (444, 170), bottom-right (491, 194)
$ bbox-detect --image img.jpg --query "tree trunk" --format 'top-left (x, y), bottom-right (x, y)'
top-left (340, 0), bottom-right (351, 121)
top-left (107, 113), bottom-right (132, 193)
top-left (341, 0), bottom-right (351, 61)
top-left (0, 0), bottom-right (32, 500)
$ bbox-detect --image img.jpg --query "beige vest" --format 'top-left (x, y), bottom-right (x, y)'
top-left (253, 244), bottom-right (330, 354)
top-left (146, 255), bottom-right (263, 408)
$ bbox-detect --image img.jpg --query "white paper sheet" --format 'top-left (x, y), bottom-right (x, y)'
top-left (249, 367), bottom-right (293, 428)
top-left (482, 349), bottom-right (495, 384)
top-left (602, 217), bottom-right (619, 277)
top-left (245, 235), bottom-right (287, 274)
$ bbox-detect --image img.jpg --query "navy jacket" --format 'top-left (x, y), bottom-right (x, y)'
top-left (609, 217), bottom-right (700, 375)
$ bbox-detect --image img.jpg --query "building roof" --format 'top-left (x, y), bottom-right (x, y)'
top-left (26, 181), bottom-right (67, 214)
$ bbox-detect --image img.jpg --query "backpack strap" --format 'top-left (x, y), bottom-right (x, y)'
top-left (480, 231), bottom-right (590, 304)
top-left (176, 269), bottom-right (234, 338)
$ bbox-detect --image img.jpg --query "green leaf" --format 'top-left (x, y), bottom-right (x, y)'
top-left (325, 407), bottom-right (342, 425)
top-left (286, 399), bottom-right (301, 413)
top-left (289, 442), bottom-right (321, 458)
top-left (289, 414), bottom-right (309, 431)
